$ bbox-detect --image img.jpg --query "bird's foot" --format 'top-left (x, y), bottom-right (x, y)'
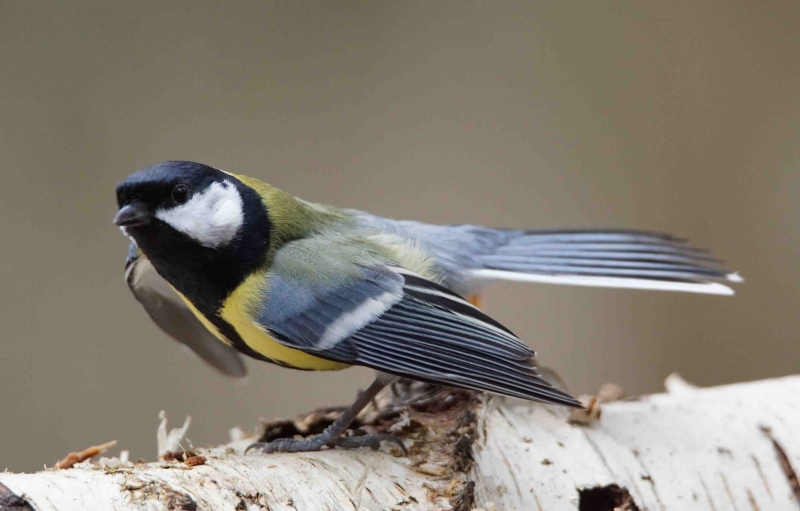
top-left (244, 432), bottom-right (406, 455)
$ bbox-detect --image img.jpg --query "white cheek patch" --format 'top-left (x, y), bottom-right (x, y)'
top-left (155, 181), bottom-right (244, 248)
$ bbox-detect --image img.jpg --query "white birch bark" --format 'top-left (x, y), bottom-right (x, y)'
top-left (2, 375), bottom-right (799, 511)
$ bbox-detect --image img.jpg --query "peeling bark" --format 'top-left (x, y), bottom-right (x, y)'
top-left (2, 376), bottom-right (800, 510)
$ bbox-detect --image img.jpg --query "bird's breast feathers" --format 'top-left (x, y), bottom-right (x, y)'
top-left (175, 275), bottom-right (349, 371)
top-left (222, 271), bottom-right (350, 370)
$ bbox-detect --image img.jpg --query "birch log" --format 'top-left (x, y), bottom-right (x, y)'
top-left (2, 375), bottom-right (799, 511)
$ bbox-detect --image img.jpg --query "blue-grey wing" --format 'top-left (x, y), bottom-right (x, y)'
top-left (256, 241), bottom-right (578, 406)
top-left (125, 243), bottom-right (246, 377)
top-left (353, 212), bottom-right (740, 296)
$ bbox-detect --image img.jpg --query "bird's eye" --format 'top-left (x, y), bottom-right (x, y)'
top-left (172, 184), bottom-right (191, 204)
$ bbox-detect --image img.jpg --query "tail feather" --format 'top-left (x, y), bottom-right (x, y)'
top-left (483, 255), bottom-right (726, 274)
top-left (500, 229), bottom-right (687, 244)
top-left (351, 213), bottom-right (742, 296)
top-left (469, 229), bottom-right (741, 295)
top-left (497, 250), bottom-right (720, 264)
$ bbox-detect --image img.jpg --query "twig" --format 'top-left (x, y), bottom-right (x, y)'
top-left (55, 440), bottom-right (117, 470)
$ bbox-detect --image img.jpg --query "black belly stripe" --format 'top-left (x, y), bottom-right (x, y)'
top-left (207, 313), bottom-right (317, 371)
top-left (208, 314), bottom-right (290, 368)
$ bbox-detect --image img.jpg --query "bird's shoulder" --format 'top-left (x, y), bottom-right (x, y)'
top-left (271, 226), bottom-right (438, 285)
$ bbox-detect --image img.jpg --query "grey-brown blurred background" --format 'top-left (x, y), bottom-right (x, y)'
top-left (1, 1), bottom-right (797, 472)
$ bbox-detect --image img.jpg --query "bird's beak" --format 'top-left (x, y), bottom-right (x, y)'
top-left (113, 203), bottom-right (152, 227)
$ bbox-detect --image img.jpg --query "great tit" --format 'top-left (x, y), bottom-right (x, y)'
top-left (115, 161), bottom-right (741, 454)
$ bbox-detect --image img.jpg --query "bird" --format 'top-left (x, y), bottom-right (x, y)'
top-left (115, 161), bottom-right (741, 454)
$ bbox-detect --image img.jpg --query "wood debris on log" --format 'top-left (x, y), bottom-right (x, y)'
top-left (54, 440), bottom-right (117, 470)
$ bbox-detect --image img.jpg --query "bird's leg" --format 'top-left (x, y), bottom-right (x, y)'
top-left (245, 377), bottom-right (406, 454)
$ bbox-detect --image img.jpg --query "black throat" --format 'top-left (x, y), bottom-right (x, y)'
top-left (131, 180), bottom-right (271, 322)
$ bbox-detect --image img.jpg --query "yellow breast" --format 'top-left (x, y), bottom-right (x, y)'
top-left (176, 276), bottom-right (348, 371)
